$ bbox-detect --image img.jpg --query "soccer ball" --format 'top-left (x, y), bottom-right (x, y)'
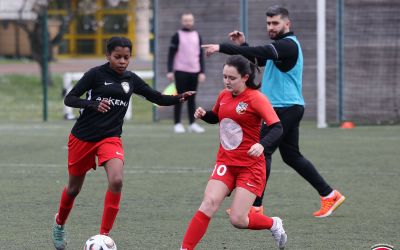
top-left (84, 234), bottom-right (117, 250)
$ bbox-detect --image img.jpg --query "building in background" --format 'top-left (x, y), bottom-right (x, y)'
top-left (0, 0), bottom-right (152, 59)
top-left (0, 0), bottom-right (56, 58)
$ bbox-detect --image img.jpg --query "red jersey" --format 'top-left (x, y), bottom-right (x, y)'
top-left (212, 88), bottom-right (279, 166)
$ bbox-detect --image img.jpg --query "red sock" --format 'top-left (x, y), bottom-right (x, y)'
top-left (248, 213), bottom-right (274, 230)
top-left (100, 190), bottom-right (121, 235)
top-left (181, 210), bottom-right (211, 250)
top-left (56, 187), bottom-right (75, 225)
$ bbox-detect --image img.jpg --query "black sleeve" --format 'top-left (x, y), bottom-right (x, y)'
top-left (199, 34), bottom-right (205, 73)
top-left (167, 32), bottom-right (179, 73)
top-left (220, 39), bottom-right (298, 68)
top-left (240, 42), bottom-right (268, 67)
top-left (132, 74), bottom-right (180, 106)
top-left (201, 111), bottom-right (219, 124)
top-left (259, 122), bottom-right (283, 150)
top-left (64, 69), bottom-right (100, 110)
top-left (219, 43), bottom-right (278, 65)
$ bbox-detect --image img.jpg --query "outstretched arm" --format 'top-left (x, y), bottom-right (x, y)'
top-left (202, 43), bottom-right (278, 62)
top-left (202, 30), bottom-right (300, 67)
top-left (134, 75), bottom-right (195, 106)
top-left (138, 85), bottom-right (195, 106)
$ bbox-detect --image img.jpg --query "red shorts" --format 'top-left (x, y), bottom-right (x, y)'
top-left (210, 161), bottom-right (266, 197)
top-left (67, 134), bottom-right (124, 176)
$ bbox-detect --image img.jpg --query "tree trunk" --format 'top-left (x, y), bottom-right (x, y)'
top-left (15, 1), bottom-right (73, 86)
top-left (30, 13), bottom-right (53, 86)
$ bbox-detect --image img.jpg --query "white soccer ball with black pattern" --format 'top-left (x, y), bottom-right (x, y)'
top-left (84, 234), bottom-right (117, 250)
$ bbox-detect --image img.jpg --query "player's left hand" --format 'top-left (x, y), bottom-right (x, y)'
top-left (179, 91), bottom-right (196, 102)
top-left (97, 99), bottom-right (111, 113)
top-left (194, 107), bottom-right (206, 119)
top-left (247, 143), bottom-right (264, 157)
top-left (201, 44), bottom-right (220, 57)
top-left (228, 30), bottom-right (246, 45)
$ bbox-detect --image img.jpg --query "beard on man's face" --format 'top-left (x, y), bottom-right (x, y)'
top-left (269, 28), bottom-right (285, 40)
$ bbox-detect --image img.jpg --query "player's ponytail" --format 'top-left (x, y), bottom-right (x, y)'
top-left (247, 61), bottom-right (261, 89)
top-left (224, 55), bottom-right (261, 89)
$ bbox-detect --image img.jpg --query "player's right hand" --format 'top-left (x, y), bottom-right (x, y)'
top-left (97, 99), bottom-right (110, 113)
top-left (201, 44), bottom-right (220, 57)
top-left (179, 91), bottom-right (196, 103)
top-left (247, 143), bottom-right (264, 157)
top-left (228, 30), bottom-right (246, 45)
top-left (194, 107), bottom-right (206, 119)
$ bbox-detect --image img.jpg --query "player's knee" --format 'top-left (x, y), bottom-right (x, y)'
top-left (109, 176), bottom-right (123, 192)
top-left (229, 213), bottom-right (247, 229)
top-left (199, 196), bottom-right (219, 215)
top-left (66, 185), bottom-right (81, 197)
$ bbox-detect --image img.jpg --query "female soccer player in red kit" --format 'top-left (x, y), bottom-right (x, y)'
top-left (180, 55), bottom-right (287, 250)
top-left (51, 36), bottom-right (195, 250)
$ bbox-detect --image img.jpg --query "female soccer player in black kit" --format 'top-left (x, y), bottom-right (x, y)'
top-left (52, 36), bottom-right (195, 250)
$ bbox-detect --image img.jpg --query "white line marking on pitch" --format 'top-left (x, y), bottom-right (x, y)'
top-left (1, 163), bottom-right (398, 176)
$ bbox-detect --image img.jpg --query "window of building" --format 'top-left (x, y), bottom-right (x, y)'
top-left (49, 0), bottom-right (135, 57)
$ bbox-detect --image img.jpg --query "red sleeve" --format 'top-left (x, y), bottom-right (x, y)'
top-left (253, 92), bottom-right (280, 125)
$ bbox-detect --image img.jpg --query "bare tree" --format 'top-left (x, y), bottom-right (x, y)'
top-left (15, 0), bottom-right (73, 85)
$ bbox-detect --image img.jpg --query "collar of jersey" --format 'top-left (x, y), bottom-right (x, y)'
top-left (104, 62), bottom-right (130, 78)
top-left (231, 87), bottom-right (250, 98)
top-left (272, 31), bottom-right (294, 41)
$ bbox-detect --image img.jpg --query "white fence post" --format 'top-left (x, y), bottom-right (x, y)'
top-left (317, 0), bottom-right (327, 128)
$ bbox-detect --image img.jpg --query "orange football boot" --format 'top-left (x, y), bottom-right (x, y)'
top-left (313, 190), bottom-right (346, 218)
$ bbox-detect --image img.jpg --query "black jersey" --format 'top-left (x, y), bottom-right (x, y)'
top-left (65, 63), bottom-right (180, 142)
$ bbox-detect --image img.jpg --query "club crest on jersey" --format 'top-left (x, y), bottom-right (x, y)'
top-left (121, 82), bottom-right (130, 93)
top-left (235, 102), bottom-right (248, 114)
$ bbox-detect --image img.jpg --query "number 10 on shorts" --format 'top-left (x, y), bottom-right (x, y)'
top-left (212, 164), bottom-right (227, 176)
